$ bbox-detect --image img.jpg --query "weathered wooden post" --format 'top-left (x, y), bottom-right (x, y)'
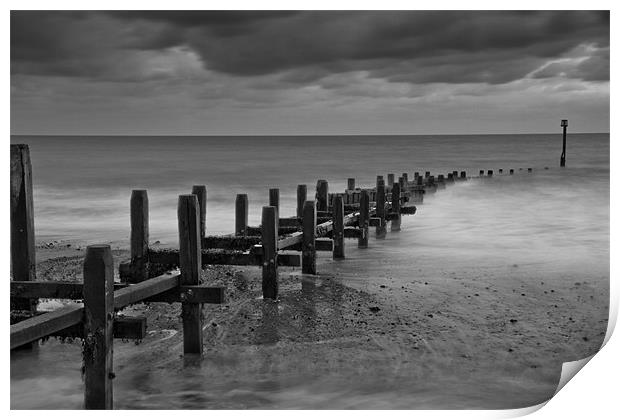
top-left (191, 185), bottom-right (207, 239)
top-left (261, 206), bottom-right (278, 299)
top-left (452, 171), bottom-right (458, 179)
top-left (235, 194), bottom-right (248, 236)
top-left (528, 168), bottom-right (533, 172)
top-left (479, 170), bottom-right (484, 176)
top-left (130, 190), bottom-right (149, 282)
top-left (302, 200), bottom-right (317, 274)
top-left (10, 144), bottom-right (36, 312)
top-left (487, 170), bottom-right (493, 177)
top-left (424, 171), bottom-right (430, 179)
top-left (178, 195), bottom-right (203, 354)
top-left (402, 173), bottom-right (408, 185)
top-left (297, 184), bottom-right (307, 219)
top-left (414, 171), bottom-right (419, 179)
top-left (83, 245), bottom-right (114, 410)
top-left (387, 173), bottom-right (395, 188)
top-left (269, 188), bottom-right (279, 213)
top-left (447, 173), bottom-right (454, 183)
top-left (347, 178), bottom-right (356, 191)
top-left (316, 180), bottom-right (328, 212)
top-left (376, 180), bottom-right (386, 238)
top-left (560, 119), bottom-right (568, 167)
top-left (499, 169), bottom-right (503, 174)
top-left (460, 171), bottom-right (467, 180)
top-left (333, 194), bottom-right (345, 259)
top-left (358, 189), bottom-right (369, 249)
top-left (417, 175), bottom-right (423, 186)
top-left (391, 182), bottom-right (401, 231)
top-left (510, 169), bottom-right (514, 175)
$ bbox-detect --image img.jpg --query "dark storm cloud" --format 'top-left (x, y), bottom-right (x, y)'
top-left (11, 10), bottom-right (609, 85)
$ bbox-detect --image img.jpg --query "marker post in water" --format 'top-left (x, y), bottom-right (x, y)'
top-left (560, 119), bottom-right (568, 167)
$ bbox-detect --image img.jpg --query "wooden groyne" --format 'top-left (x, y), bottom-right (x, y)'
top-left (10, 142), bottom-right (537, 409)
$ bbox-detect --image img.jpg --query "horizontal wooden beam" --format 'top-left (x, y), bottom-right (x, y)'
top-left (246, 226), bottom-right (300, 236)
top-left (11, 281), bottom-right (86, 300)
top-left (114, 271), bottom-right (180, 310)
top-left (344, 227), bottom-right (362, 238)
top-left (202, 235), bottom-right (261, 250)
top-left (146, 285), bottom-right (226, 304)
top-left (248, 246), bottom-right (301, 266)
top-left (11, 312), bottom-right (147, 344)
top-left (11, 305), bottom-right (84, 349)
top-left (284, 237), bottom-right (334, 252)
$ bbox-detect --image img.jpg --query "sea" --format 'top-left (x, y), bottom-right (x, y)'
top-left (9, 133), bottom-right (610, 409)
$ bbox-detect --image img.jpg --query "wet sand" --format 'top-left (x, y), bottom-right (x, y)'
top-left (10, 234), bottom-right (608, 409)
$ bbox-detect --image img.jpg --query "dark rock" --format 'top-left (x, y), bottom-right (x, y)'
top-left (509, 319), bottom-right (518, 323)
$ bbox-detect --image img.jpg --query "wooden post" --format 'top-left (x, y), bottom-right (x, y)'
top-left (177, 195), bottom-right (203, 354)
top-left (487, 170), bottom-right (493, 177)
top-left (235, 194), bottom-right (248, 236)
top-left (391, 182), bottom-right (401, 231)
top-left (376, 180), bottom-right (386, 238)
top-left (402, 173), bottom-right (408, 185)
top-left (479, 170), bottom-right (484, 176)
top-left (191, 185), bottom-right (207, 239)
top-left (425, 171), bottom-right (430, 179)
top-left (387, 173), bottom-right (395, 188)
top-left (129, 190), bottom-right (149, 282)
top-left (261, 206), bottom-right (278, 299)
top-left (528, 168), bottom-right (533, 172)
top-left (333, 194), bottom-right (344, 259)
top-left (358, 190), bottom-right (370, 248)
top-left (302, 200), bottom-right (317, 274)
top-left (296, 184), bottom-right (307, 219)
top-left (452, 171), bottom-right (458, 178)
top-left (10, 144), bottom-right (36, 312)
top-left (460, 171), bottom-right (467, 179)
top-left (315, 180), bottom-right (328, 212)
top-left (499, 169), bottom-right (503, 174)
top-left (417, 175), bottom-right (423, 186)
top-left (510, 169), bottom-right (514, 174)
top-left (347, 178), bottom-right (355, 191)
top-left (269, 188), bottom-right (279, 213)
top-left (414, 172), bottom-right (419, 179)
top-left (83, 245), bottom-right (114, 410)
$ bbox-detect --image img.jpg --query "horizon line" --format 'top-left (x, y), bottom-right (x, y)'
top-left (10, 131), bottom-right (610, 137)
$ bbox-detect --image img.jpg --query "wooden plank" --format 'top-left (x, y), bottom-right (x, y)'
top-left (202, 235), bottom-right (261, 250)
top-left (50, 316), bottom-right (147, 341)
top-left (261, 206), bottom-right (278, 299)
top-left (296, 184), bottom-right (307, 219)
top-left (315, 180), bottom-right (328, 212)
top-left (277, 231), bottom-right (303, 250)
top-left (302, 200), bottom-right (317, 274)
top-left (235, 193), bottom-right (249, 236)
top-left (130, 190), bottom-right (149, 282)
top-left (178, 194), bottom-right (203, 354)
top-left (246, 225), bottom-right (300, 237)
top-left (11, 281), bottom-right (85, 300)
top-left (358, 189), bottom-right (369, 248)
top-left (281, 238), bottom-right (332, 252)
top-left (333, 194), bottom-right (345, 259)
top-left (191, 185), bottom-right (207, 238)
top-left (10, 305), bottom-right (84, 350)
top-left (10, 144), bottom-right (36, 312)
top-left (114, 271), bottom-right (180, 309)
top-left (83, 245), bottom-right (114, 409)
top-left (401, 206), bottom-right (417, 215)
top-left (391, 182), bottom-right (401, 231)
top-left (249, 246), bottom-right (300, 267)
top-left (345, 226), bottom-right (362, 239)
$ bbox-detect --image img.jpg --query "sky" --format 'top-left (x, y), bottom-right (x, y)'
top-left (10, 10), bottom-right (610, 135)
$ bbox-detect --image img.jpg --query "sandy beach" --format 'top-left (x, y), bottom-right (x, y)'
top-left (11, 231), bottom-right (609, 409)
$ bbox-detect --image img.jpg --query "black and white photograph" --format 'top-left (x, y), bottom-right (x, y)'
top-left (8, 5), bottom-right (612, 413)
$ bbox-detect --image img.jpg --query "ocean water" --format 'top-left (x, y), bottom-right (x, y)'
top-left (9, 134), bottom-right (610, 246)
top-left (10, 133), bottom-right (610, 409)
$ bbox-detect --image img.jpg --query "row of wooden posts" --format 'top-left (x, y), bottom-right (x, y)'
top-left (10, 144), bottom-right (477, 409)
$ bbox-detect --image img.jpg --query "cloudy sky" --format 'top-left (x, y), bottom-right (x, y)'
top-left (11, 10), bottom-right (609, 135)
